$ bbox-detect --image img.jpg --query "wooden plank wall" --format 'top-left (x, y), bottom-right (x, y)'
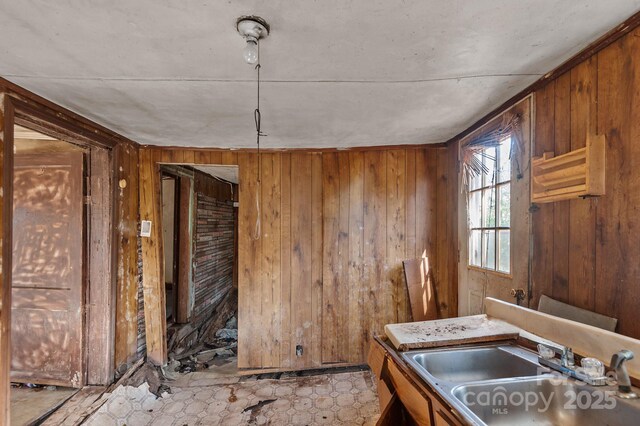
top-left (138, 146), bottom-right (457, 369)
top-left (194, 169), bottom-right (234, 200)
top-left (114, 142), bottom-right (141, 372)
top-left (191, 195), bottom-right (234, 327)
top-left (87, 147), bottom-right (115, 385)
top-left (531, 27), bottom-right (640, 339)
top-left (138, 149), bottom-right (167, 364)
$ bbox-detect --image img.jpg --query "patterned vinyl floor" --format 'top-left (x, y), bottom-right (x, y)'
top-left (85, 370), bottom-right (380, 425)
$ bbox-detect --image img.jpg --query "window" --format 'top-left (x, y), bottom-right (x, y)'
top-left (468, 136), bottom-right (511, 274)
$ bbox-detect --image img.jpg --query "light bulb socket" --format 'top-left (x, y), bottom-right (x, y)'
top-left (236, 16), bottom-right (270, 38)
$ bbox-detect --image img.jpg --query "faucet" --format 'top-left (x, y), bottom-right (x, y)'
top-left (537, 344), bottom-right (606, 386)
top-left (610, 350), bottom-right (638, 399)
top-left (561, 347), bottom-right (575, 368)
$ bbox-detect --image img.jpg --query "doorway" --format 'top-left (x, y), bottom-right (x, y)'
top-left (159, 164), bottom-right (239, 370)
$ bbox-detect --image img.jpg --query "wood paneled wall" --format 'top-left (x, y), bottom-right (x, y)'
top-left (138, 146), bottom-right (458, 369)
top-left (531, 27), bottom-right (640, 339)
top-left (194, 169), bottom-right (234, 201)
top-left (114, 142), bottom-right (141, 372)
top-left (319, 148), bottom-right (458, 367)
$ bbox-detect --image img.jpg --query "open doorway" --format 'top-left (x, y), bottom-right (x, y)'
top-left (159, 164), bottom-right (239, 373)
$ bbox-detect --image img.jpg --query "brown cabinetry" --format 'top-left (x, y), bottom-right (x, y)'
top-left (368, 337), bottom-right (464, 426)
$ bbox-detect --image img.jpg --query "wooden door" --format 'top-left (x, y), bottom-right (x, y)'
top-left (10, 152), bottom-right (85, 388)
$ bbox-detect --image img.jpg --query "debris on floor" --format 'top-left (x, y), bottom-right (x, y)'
top-left (165, 290), bottom-right (239, 376)
top-left (84, 369), bottom-right (380, 425)
top-left (215, 325), bottom-right (238, 341)
top-left (126, 362), bottom-right (171, 398)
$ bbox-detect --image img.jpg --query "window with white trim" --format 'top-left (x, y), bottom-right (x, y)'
top-left (468, 136), bottom-right (511, 274)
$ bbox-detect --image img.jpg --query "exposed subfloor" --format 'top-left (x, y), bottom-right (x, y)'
top-left (84, 368), bottom-right (380, 425)
top-left (11, 385), bottom-right (78, 425)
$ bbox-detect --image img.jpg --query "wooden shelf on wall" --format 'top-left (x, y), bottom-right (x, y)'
top-left (531, 133), bottom-right (606, 203)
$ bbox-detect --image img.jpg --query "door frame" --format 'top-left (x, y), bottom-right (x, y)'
top-left (0, 93), bottom-right (15, 426)
top-left (2, 94), bottom-right (117, 387)
top-left (160, 170), bottom-right (181, 323)
top-left (159, 166), bottom-right (196, 326)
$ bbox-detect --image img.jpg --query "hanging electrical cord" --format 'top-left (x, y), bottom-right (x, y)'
top-left (252, 42), bottom-right (266, 240)
top-left (236, 16), bottom-right (269, 241)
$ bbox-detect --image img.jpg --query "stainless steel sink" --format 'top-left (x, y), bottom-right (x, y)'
top-left (453, 377), bottom-right (640, 426)
top-left (404, 345), bottom-right (540, 384)
top-left (400, 343), bottom-right (640, 425)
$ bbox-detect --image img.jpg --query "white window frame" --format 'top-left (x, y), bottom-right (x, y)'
top-left (467, 136), bottom-right (512, 274)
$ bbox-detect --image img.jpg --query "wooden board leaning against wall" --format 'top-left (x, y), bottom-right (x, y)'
top-left (138, 146), bottom-right (458, 369)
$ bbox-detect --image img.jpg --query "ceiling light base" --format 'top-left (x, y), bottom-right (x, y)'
top-left (236, 16), bottom-right (270, 40)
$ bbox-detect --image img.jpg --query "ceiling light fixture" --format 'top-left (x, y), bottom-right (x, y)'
top-left (237, 15), bottom-right (270, 241)
top-left (236, 16), bottom-right (269, 64)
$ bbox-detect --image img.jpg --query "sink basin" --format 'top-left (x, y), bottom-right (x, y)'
top-left (403, 345), bottom-right (540, 384)
top-left (453, 377), bottom-right (640, 426)
top-left (401, 343), bottom-right (640, 425)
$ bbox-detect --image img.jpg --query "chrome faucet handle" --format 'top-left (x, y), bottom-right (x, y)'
top-left (537, 344), bottom-right (555, 360)
top-left (561, 347), bottom-right (575, 368)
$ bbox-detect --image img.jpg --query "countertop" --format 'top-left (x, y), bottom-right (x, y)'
top-left (384, 314), bottom-right (521, 351)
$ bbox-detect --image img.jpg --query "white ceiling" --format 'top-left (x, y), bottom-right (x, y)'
top-left (1, 1), bottom-right (639, 148)
top-left (192, 165), bottom-right (239, 184)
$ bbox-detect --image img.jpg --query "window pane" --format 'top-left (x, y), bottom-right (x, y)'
top-left (482, 230), bottom-right (496, 270)
top-left (468, 191), bottom-right (481, 228)
top-left (469, 153), bottom-right (483, 190)
top-left (498, 230), bottom-right (510, 273)
top-left (498, 138), bottom-right (511, 183)
top-left (482, 188), bottom-right (496, 227)
top-left (482, 148), bottom-right (496, 187)
top-left (498, 184), bottom-right (510, 227)
top-left (469, 230), bottom-right (481, 266)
